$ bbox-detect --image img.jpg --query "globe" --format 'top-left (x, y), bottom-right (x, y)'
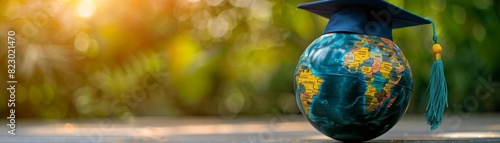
top-left (294, 33), bottom-right (413, 142)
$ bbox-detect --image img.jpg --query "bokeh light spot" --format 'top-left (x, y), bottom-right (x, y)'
top-left (451, 5), bottom-right (466, 24)
top-left (250, 0), bottom-right (272, 20)
top-left (74, 86), bottom-right (96, 114)
top-left (229, 0), bottom-right (253, 8)
top-left (64, 123), bottom-right (74, 133)
top-left (218, 87), bottom-right (246, 118)
top-left (4, 2), bottom-right (20, 21)
top-left (21, 21), bottom-right (39, 39)
top-left (78, 0), bottom-right (96, 18)
top-left (187, 0), bottom-right (201, 3)
top-left (191, 10), bottom-right (211, 30)
top-left (224, 92), bottom-right (245, 114)
top-left (208, 15), bottom-right (230, 38)
top-left (74, 32), bottom-right (90, 52)
top-left (206, 0), bottom-right (224, 6)
top-left (473, 0), bottom-right (492, 10)
top-left (473, 24), bottom-right (486, 42)
top-left (33, 11), bottom-right (50, 28)
top-left (42, 1), bottom-right (61, 17)
top-left (431, 0), bottom-right (447, 11)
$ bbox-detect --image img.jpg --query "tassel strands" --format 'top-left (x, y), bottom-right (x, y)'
top-left (424, 18), bottom-right (448, 130)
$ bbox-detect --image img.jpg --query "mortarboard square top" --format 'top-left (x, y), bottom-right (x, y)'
top-left (298, 0), bottom-right (431, 40)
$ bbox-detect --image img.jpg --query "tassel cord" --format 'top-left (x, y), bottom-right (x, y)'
top-left (425, 18), bottom-right (438, 44)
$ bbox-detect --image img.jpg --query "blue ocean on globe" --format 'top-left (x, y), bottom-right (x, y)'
top-left (295, 33), bottom-right (413, 141)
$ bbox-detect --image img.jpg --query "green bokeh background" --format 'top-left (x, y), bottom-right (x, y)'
top-left (0, 0), bottom-right (499, 119)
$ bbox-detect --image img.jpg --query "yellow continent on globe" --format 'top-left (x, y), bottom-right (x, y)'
top-left (296, 66), bottom-right (323, 119)
top-left (342, 39), bottom-right (403, 112)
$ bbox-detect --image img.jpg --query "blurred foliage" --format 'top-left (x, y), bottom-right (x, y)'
top-left (0, 0), bottom-right (499, 119)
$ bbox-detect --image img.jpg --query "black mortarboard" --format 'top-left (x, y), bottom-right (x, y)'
top-left (298, 0), bottom-right (431, 40)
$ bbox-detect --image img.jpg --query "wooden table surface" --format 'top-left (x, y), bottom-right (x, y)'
top-left (1, 114), bottom-right (499, 142)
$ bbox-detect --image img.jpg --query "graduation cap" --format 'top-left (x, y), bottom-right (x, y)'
top-left (297, 0), bottom-right (448, 130)
top-left (297, 0), bottom-right (431, 40)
